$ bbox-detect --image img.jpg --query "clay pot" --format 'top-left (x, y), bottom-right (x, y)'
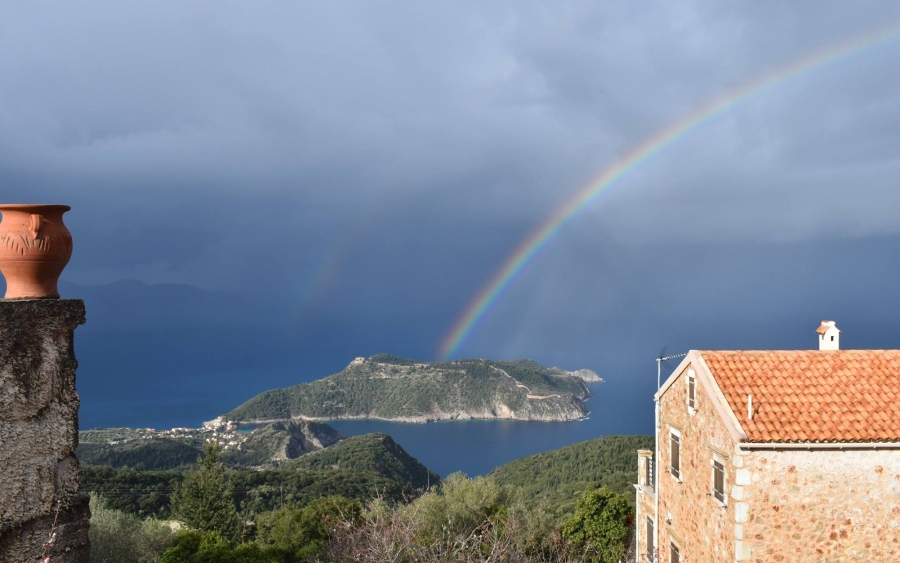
top-left (0, 204), bottom-right (73, 299)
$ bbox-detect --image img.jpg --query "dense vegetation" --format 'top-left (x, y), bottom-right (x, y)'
top-left (87, 433), bottom-right (647, 562)
top-left (78, 440), bottom-right (203, 471)
top-left (80, 433), bottom-right (437, 519)
top-left (283, 433), bottom-right (440, 491)
top-left (489, 435), bottom-right (654, 514)
top-left (89, 495), bottom-right (176, 563)
top-left (224, 420), bottom-right (345, 468)
top-left (78, 420), bottom-right (345, 471)
top-left (227, 355), bottom-right (594, 422)
top-left (90, 473), bottom-right (636, 563)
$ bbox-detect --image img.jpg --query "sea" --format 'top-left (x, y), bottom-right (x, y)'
top-left (81, 371), bottom-right (655, 477)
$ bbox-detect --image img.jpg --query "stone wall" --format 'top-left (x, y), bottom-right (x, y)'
top-left (656, 361), bottom-right (739, 562)
top-left (739, 448), bottom-right (900, 562)
top-left (646, 357), bottom-right (900, 562)
top-left (0, 300), bottom-right (90, 563)
top-left (635, 449), bottom-right (656, 561)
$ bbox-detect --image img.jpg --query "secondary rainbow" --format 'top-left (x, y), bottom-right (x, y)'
top-left (439, 23), bottom-right (900, 360)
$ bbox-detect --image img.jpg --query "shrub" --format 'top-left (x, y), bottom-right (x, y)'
top-left (159, 530), bottom-right (282, 563)
top-left (89, 495), bottom-right (175, 563)
top-left (408, 472), bottom-right (514, 539)
top-left (561, 487), bottom-right (633, 562)
top-left (255, 495), bottom-right (362, 560)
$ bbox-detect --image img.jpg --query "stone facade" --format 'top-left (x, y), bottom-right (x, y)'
top-left (0, 300), bottom-right (90, 563)
top-left (737, 448), bottom-right (900, 562)
top-left (654, 361), bottom-right (739, 562)
top-left (637, 354), bottom-right (900, 562)
top-left (635, 450), bottom-right (656, 560)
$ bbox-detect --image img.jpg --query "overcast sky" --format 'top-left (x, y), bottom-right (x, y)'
top-left (3, 2), bottom-right (900, 405)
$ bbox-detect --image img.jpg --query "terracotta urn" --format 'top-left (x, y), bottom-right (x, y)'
top-left (0, 204), bottom-right (73, 299)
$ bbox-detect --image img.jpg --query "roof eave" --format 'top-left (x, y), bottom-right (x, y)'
top-left (656, 350), bottom-right (748, 443)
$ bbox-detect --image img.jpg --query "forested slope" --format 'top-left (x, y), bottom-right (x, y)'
top-left (80, 433), bottom-right (439, 518)
top-left (228, 354), bottom-right (598, 422)
top-left (489, 435), bottom-right (653, 513)
top-left (283, 433), bottom-right (440, 490)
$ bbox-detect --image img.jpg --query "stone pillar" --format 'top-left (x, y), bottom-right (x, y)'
top-left (0, 300), bottom-right (89, 563)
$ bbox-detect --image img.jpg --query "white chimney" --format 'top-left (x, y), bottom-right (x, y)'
top-left (817, 320), bottom-right (841, 351)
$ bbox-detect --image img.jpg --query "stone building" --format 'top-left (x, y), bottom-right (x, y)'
top-left (635, 321), bottom-right (900, 562)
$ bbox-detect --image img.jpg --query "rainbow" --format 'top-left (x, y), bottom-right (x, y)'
top-left (439, 23), bottom-right (900, 360)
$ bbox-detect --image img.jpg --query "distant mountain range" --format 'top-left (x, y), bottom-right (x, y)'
top-left (226, 354), bottom-right (602, 423)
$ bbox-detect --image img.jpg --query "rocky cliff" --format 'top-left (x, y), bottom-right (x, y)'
top-left (226, 420), bottom-right (345, 466)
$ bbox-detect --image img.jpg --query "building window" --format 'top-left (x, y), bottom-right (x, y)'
top-left (670, 431), bottom-right (681, 479)
top-left (644, 457), bottom-right (653, 489)
top-left (712, 458), bottom-right (726, 503)
top-left (645, 517), bottom-right (654, 561)
top-left (670, 542), bottom-right (681, 563)
top-left (687, 371), bottom-right (696, 410)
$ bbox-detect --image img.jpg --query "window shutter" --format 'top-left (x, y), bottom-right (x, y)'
top-left (713, 459), bottom-right (726, 502)
top-left (670, 433), bottom-right (681, 479)
top-left (688, 375), bottom-right (696, 409)
top-left (670, 542), bottom-right (681, 563)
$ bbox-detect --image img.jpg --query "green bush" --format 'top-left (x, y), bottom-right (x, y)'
top-left (89, 495), bottom-right (175, 563)
top-left (256, 495), bottom-right (362, 560)
top-left (561, 487), bottom-right (633, 562)
top-left (159, 530), bottom-right (283, 563)
top-left (406, 472), bottom-right (516, 540)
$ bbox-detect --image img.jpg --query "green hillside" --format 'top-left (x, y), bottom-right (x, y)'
top-left (283, 433), bottom-right (440, 491)
top-left (77, 439), bottom-right (202, 471)
top-left (80, 465), bottom-right (410, 519)
top-left (79, 431), bottom-right (439, 518)
top-left (78, 420), bottom-right (345, 471)
top-left (489, 435), bottom-right (653, 514)
top-left (227, 354), bottom-right (596, 422)
top-left (224, 420), bottom-right (345, 468)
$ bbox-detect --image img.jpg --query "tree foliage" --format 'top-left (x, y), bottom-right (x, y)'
top-left (159, 531), bottom-right (282, 563)
top-left (409, 472), bottom-right (514, 539)
top-left (89, 495), bottom-right (175, 563)
top-left (80, 433), bottom-right (439, 521)
top-left (489, 435), bottom-right (653, 514)
top-left (255, 496), bottom-right (362, 560)
top-left (170, 442), bottom-right (243, 542)
top-left (283, 433), bottom-right (439, 491)
top-left (78, 439), bottom-right (203, 471)
top-left (561, 487), bottom-right (633, 562)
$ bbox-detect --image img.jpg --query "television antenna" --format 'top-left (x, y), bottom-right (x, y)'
top-left (653, 346), bottom-right (686, 563)
top-left (656, 347), bottom-right (687, 391)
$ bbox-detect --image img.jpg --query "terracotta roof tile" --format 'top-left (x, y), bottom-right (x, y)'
top-left (816, 321), bottom-right (843, 336)
top-left (701, 350), bottom-right (900, 443)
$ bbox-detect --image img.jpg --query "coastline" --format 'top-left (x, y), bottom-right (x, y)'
top-left (232, 409), bottom-right (590, 426)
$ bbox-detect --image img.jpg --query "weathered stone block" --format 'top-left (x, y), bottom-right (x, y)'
top-left (0, 299), bottom-right (89, 563)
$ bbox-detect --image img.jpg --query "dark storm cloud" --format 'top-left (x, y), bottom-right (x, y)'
top-left (2, 1), bottom-right (900, 367)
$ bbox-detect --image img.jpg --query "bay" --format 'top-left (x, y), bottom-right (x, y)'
top-left (328, 379), bottom-right (654, 477)
top-left (80, 365), bottom-right (656, 477)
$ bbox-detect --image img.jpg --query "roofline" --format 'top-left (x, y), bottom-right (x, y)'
top-left (655, 350), bottom-right (748, 443)
top-left (739, 442), bottom-right (900, 451)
